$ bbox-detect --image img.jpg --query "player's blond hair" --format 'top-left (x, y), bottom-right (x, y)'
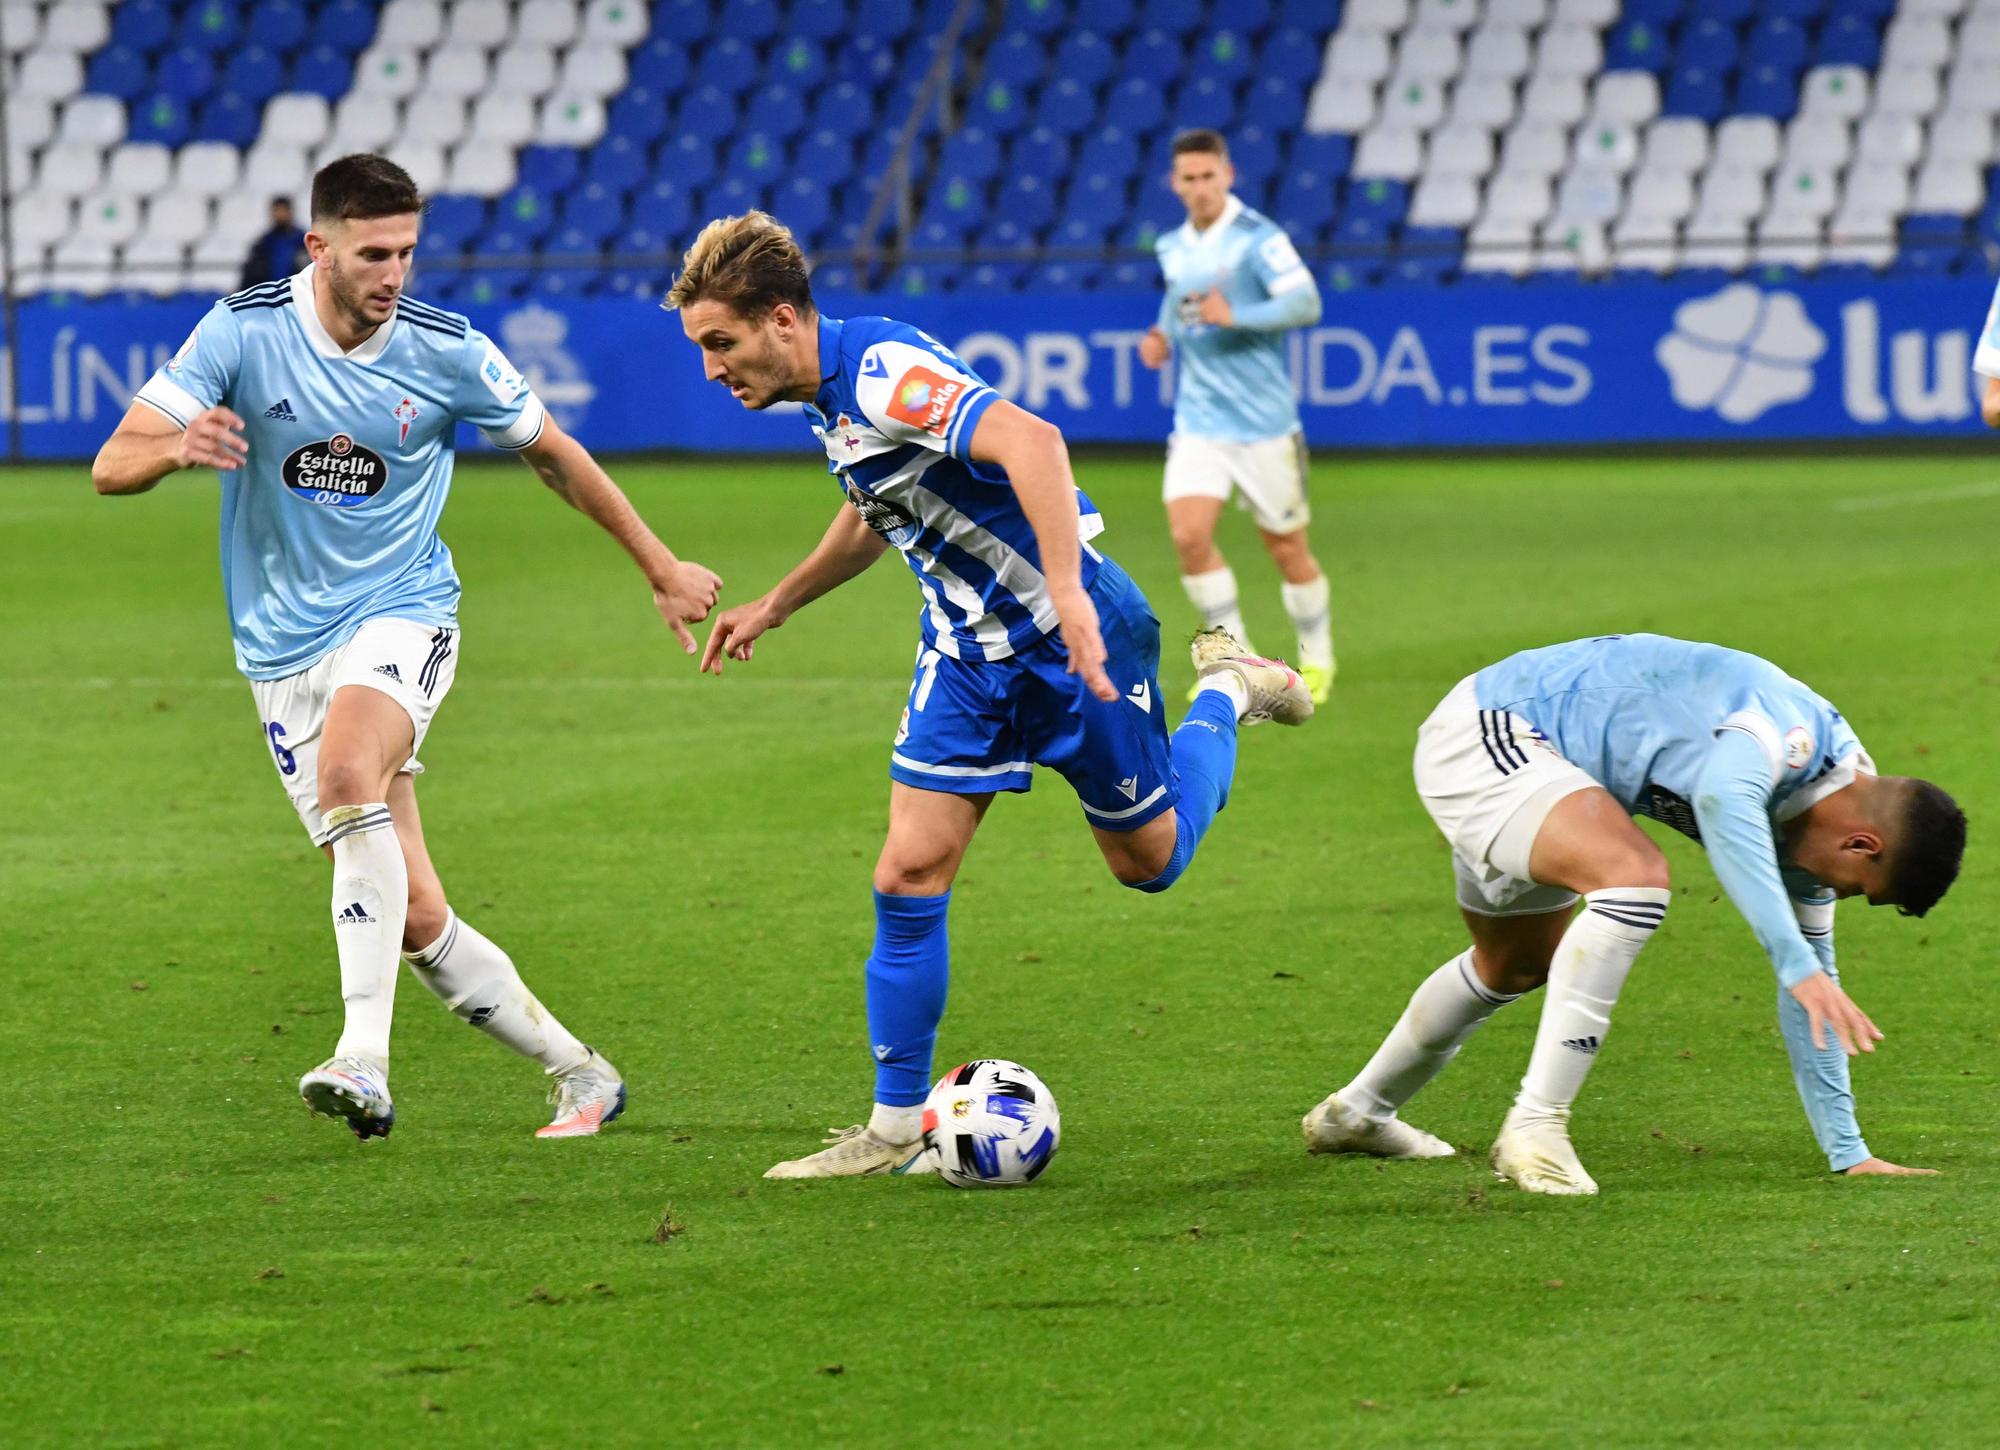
top-left (663, 211), bottom-right (815, 321)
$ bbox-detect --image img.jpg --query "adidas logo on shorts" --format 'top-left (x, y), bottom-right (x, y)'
top-left (373, 663), bottom-right (401, 682)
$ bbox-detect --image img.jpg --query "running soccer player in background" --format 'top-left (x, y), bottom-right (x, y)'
top-left (91, 154), bottom-right (723, 1141)
top-left (1974, 277), bottom-right (2000, 425)
top-left (667, 212), bottom-right (1312, 1179)
top-left (1140, 129), bottom-right (1334, 704)
top-left (1303, 634), bottom-right (1965, 1194)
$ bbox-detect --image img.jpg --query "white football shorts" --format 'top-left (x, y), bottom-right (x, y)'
top-left (1161, 428), bottom-right (1311, 535)
top-left (247, 617), bottom-right (460, 846)
top-left (1413, 675), bottom-right (1599, 916)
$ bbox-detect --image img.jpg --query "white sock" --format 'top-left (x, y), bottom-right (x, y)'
top-left (1341, 950), bottom-right (1520, 1121)
top-left (1199, 672), bottom-right (1251, 717)
top-left (1182, 565), bottom-right (1252, 650)
top-left (326, 803), bottom-right (406, 1070)
top-left (869, 1101), bottom-right (923, 1144)
top-left (1515, 888), bottom-right (1669, 1120)
top-left (1281, 573), bottom-right (1334, 673)
top-left (404, 910), bottom-right (592, 1077)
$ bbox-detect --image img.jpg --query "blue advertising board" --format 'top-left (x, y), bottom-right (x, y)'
top-left (3, 273), bottom-right (1994, 459)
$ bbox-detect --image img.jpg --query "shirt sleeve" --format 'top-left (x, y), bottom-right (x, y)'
top-left (1691, 726), bottom-right (1825, 989)
top-left (1234, 224), bottom-right (1321, 332)
top-left (850, 336), bottom-right (998, 462)
top-left (134, 302), bottom-right (242, 427)
top-left (1975, 276), bottom-right (2000, 379)
top-left (452, 327), bottom-right (547, 449)
top-left (1774, 894), bottom-right (1871, 1171)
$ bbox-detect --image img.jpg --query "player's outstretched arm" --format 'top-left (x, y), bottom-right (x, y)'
top-left (517, 415), bottom-right (722, 654)
top-left (700, 505), bottom-right (886, 676)
top-left (91, 401), bottom-right (247, 495)
top-left (1981, 376), bottom-right (2000, 429)
top-left (966, 400), bottom-right (1116, 703)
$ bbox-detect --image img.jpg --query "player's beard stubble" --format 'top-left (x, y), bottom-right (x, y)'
top-left (321, 254), bottom-right (397, 333)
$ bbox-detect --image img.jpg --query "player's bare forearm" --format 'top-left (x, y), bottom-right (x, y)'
top-left (967, 400), bottom-right (1084, 594)
top-left (520, 418), bottom-right (679, 579)
top-left (91, 428), bottom-right (179, 495)
top-left (92, 400), bottom-right (244, 495)
top-left (766, 505), bottom-right (887, 620)
top-left (1981, 376), bottom-right (2000, 429)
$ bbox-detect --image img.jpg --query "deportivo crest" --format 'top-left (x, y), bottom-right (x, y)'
top-left (393, 396), bottom-right (420, 447)
top-left (886, 365), bottom-right (965, 437)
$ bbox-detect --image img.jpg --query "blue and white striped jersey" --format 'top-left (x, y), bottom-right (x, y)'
top-left (135, 266), bottom-right (545, 681)
top-left (1154, 194), bottom-right (1318, 442)
top-left (803, 315), bottom-right (1105, 661)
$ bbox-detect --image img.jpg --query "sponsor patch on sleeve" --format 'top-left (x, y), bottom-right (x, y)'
top-left (166, 326), bottom-right (199, 373)
top-left (478, 343), bottom-right (524, 405)
top-left (884, 364), bottom-right (969, 438)
top-left (1257, 231), bottom-right (1304, 276)
top-left (1783, 726), bottom-right (1815, 771)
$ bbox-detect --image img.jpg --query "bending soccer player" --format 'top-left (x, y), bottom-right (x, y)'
top-left (1139, 129), bottom-right (1333, 704)
top-left (666, 212), bottom-right (1312, 1178)
top-left (1304, 634), bottom-right (1965, 1194)
top-left (91, 155), bottom-right (723, 1141)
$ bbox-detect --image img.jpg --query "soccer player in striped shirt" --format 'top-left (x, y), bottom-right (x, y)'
top-left (91, 155), bottom-right (723, 1141)
top-left (668, 212), bottom-right (1314, 1178)
top-left (1304, 634), bottom-right (1964, 1193)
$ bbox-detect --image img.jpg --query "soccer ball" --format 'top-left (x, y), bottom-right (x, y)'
top-left (920, 1059), bottom-right (1061, 1188)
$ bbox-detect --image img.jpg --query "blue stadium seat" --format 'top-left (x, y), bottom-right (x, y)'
top-left (1289, 132), bottom-right (1352, 180)
top-left (128, 95), bottom-right (191, 147)
top-left (1274, 171), bottom-right (1338, 233)
top-left (922, 175), bottom-right (988, 239)
top-left (1816, 14), bottom-right (1880, 68)
top-left (1697, 0), bottom-right (1754, 21)
top-left (286, 45), bottom-right (355, 101)
top-left (1333, 216), bottom-right (1389, 255)
top-left (987, 32), bottom-right (1050, 88)
top-left (1677, 18), bottom-right (1742, 71)
top-left (1128, 186), bottom-right (1184, 247)
top-left (180, 0), bottom-right (243, 53)
top-left (727, 131), bottom-right (789, 186)
top-left (1173, 77), bottom-right (1239, 131)
top-left (1620, 0), bottom-right (1686, 23)
top-left (1401, 225), bottom-right (1463, 260)
top-left (1242, 75), bottom-right (1304, 130)
top-left (588, 135), bottom-right (648, 192)
top-left (311, 0), bottom-right (377, 52)
top-left (422, 197), bottom-right (489, 254)
top-left (1069, 173), bottom-right (1130, 226)
top-left (718, 0), bottom-right (780, 43)
top-left (967, 261), bottom-right (1031, 293)
top-left (984, 219), bottom-right (1033, 255)
top-left (813, 263), bottom-right (857, 293)
top-left (1011, 126), bottom-right (1070, 179)
top-left (1228, 0), bottom-right (1275, 33)
top-left (809, 82), bottom-right (875, 140)
top-left (1324, 261), bottom-right (1382, 291)
top-left (705, 177), bottom-right (764, 218)
top-left (1816, 261), bottom-right (1879, 283)
top-left (607, 87), bottom-right (670, 145)
top-left (1142, 0), bottom-right (1206, 37)
top-left (999, 174), bottom-right (1058, 230)
top-left (1276, 0), bottom-right (1338, 29)
top-left (111, 0), bottom-right (175, 53)
top-left (938, 126), bottom-right (1004, 183)
top-left (495, 187), bottom-right (559, 245)
top-left (630, 180), bottom-right (693, 239)
top-left (777, 176), bottom-right (832, 241)
top-left (1261, 28), bottom-right (1323, 88)
top-left (1006, 0), bottom-right (1069, 39)
top-left (973, 80), bottom-right (1033, 136)
top-left (1746, 18), bottom-right (1808, 71)
top-left (248, 1), bottom-right (308, 52)
top-left (1038, 262), bottom-right (1104, 293)
top-left (1104, 259), bottom-right (1157, 291)
top-left (1039, 78), bottom-right (1099, 135)
top-left (1125, 29), bottom-right (1183, 87)
top-left (1050, 216), bottom-right (1116, 252)
top-left (1191, 29), bottom-right (1255, 85)
top-left (221, 47), bottom-right (286, 108)
top-left (1604, 21), bottom-right (1672, 73)
top-left (915, 218), bottom-right (974, 254)
top-left (1901, 213), bottom-right (1969, 246)
top-left (675, 85), bottom-right (741, 144)
top-left (1344, 177), bottom-right (1409, 225)
top-left (748, 85), bottom-right (808, 141)
top-left (1228, 125), bottom-right (1282, 181)
top-left (1108, 77), bottom-right (1168, 132)
top-left (798, 131), bottom-right (857, 185)
top-left (559, 185), bottom-right (629, 247)
top-left (794, 0), bottom-right (849, 41)
top-left (845, 33), bottom-right (901, 87)
top-left (157, 46), bottom-right (218, 102)
top-left (766, 36), bottom-right (828, 90)
top-left (86, 45), bottom-right (151, 98)
top-left (1053, 32), bottom-right (1117, 89)
top-left (1381, 253), bottom-right (1457, 286)
top-left (630, 38), bottom-right (692, 94)
top-left (1078, 126), bottom-right (1140, 182)
top-left (1662, 66), bottom-right (1727, 121)
top-left (655, 132), bottom-right (718, 190)
top-left (1736, 65), bottom-right (1799, 121)
top-left (1829, 0), bottom-right (1893, 16)
top-left (852, 0), bottom-right (914, 38)
top-left (195, 92), bottom-right (259, 147)
top-left (702, 37), bottom-right (761, 96)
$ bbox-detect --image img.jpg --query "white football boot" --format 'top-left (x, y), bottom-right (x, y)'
top-left (1491, 1106), bottom-right (1599, 1196)
top-left (537, 1049), bottom-right (626, 1139)
top-left (1302, 1093), bottom-right (1455, 1159)
top-left (299, 1056), bottom-right (395, 1141)
top-left (1190, 627), bottom-right (1314, 726)
top-left (763, 1124), bottom-right (935, 1179)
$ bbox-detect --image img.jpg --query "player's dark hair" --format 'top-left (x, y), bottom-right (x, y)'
top-left (1171, 128), bottom-right (1230, 160)
top-left (1888, 778), bottom-right (1966, 917)
top-left (310, 154), bottom-right (422, 227)
top-left (664, 210), bottom-right (816, 323)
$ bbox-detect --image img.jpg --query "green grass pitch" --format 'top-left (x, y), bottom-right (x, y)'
top-left (4, 449), bottom-right (1997, 1446)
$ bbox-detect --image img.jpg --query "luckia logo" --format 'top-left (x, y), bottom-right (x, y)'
top-left (899, 379), bottom-right (932, 409)
top-left (1655, 284), bottom-right (1827, 423)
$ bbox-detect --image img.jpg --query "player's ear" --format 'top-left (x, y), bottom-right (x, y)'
top-left (1844, 830), bottom-right (1886, 859)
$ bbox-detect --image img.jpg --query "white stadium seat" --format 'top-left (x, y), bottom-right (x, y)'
top-left (446, 0), bottom-right (514, 50)
top-left (105, 142), bottom-right (174, 196)
top-left (75, 187), bottom-right (143, 245)
top-left (242, 144), bottom-right (311, 201)
top-left (1855, 113), bottom-right (1924, 168)
top-left (537, 91), bottom-right (607, 147)
top-left (1554, 0), bottom-right (1619, 25)
top-left (469, 94), bottom-right (538, 147)
top-left (1591, 71), bottom-right (1660, 128)
top-left (1378, 74), bottom-right (1448, 131)
top-left (1340, 0), bottom-right (1413, 31)
top-left (1521, 73), bottom-right (1588, 126)
top-left (581, 0), bottom-right (650, 47)
top-left (1903, 0), bottom-right (1967, 15)
top-left (425, 45), bottom-right (491, 100)
top-left (1427, 122), bottom-right (1497, 178)
top-left (6, 95), bottom-right (54, 151)
top-left (379, 0), bottom-right (446, 50)
top-left (445, 140), bottom-right (516, 197)
top-left (1407, 172), bottom-right (1482, 225)
top-left (1755, 209), bottom-right (1823, 269)
top-left (13, 190), bottom-right (72, 246)
top-left (1464, 25), bottom-right (1532, 81)
top-left (1306, 80), bottom-right (1377, 132)
top-left (403, 94), bottom-right (471, 147)
top-left (1624, 167), bottom-right (1696, 221)
top-left (493, 44), bottom-right (559, 97)
top-left (212, 190), bottom-right (275, 244)
top-left (1639, 118), bottom-right (1710, 175)
top-left (1485, 0), bottom-right (1549, 26)
top-left (1912, 161), bottom-right (1984, 213)
top-left (1826, 205), bottom-right (1894, 266)
top-left (44, 2), bottom-right (109, 53)
top-left (331, 93), bottom-right (400, 152)
top-left (1798, 66), bottom-right (1869, 121)
top-left (51, 237), bottom-right (117, 296)
top-left (1536, 24), bottom-right (1604, 78)
top-left (1767, 161), bottom-right (1841, 218)
top-left (1483, 169), bottom-right (1554, 224)
top-left (1612, 211), bottom-right (1679, 272)
top-left (1573, 121), bottom-right (1641, 175)
top-left (1537, 219), bottom-right (1610, 275)
top-left (516, 0), bottom-right (583, 47)
top-left (1, 2), bottom-right (40, 58)
top-left (385, 143), bottom-right (446, 196)
top-left (1499, 119), bottom-right (1570, 177)
top-left (56, 94), bottom-right (124, 148)
top-left (1396, 27), bottom-right (1462, 82)
top-left (1782, 115), bottom-right (1852, 170)
top-left (1929, 111), bottom-right (1995, 167)
top-left (1353, 125), bottom-right (1427, 179)
top-left (557, 42), bottom-right (630, 100)
top-left (1873, 64), bottom-right (1941, 119)
top-left (1696, 163), bottom-right (1767, 221)
top-left (1554, 167), bottom-right (1623, 222)
top-left (147, 193), bottom-right (214, 244)
top-left (1327, 29), bottom-right (1394, 84)
top-left (1881, 15), bottom-right (1951, 71)
top-left (263, 93), bottom-right (331, 150)
top-left (1713, 116), bottom-right (1781, 174)
top-left (1682, 210), bottom-right (1750, 270)
top-left (354, 46), bottom-right (426, 100)
top-left (1414, 0), bottom-right (1479, 33)
top-left (1944, 61), bottom-right (2000, 115)
top-left (34, 141), bottom-right (104, 198)
top-left (122, 233), bottom-right (191, 298)
top-left (14, 47), bottom-right (82, 99)
top-left (1464, 215), bottom-right (1535, 274)
top-left (1445, 76), bottom-right (1516, 130)
top-left (1960, 15), bottom-right (2000, 63)
top-left (1844, 159), bottom-right (1913, 214)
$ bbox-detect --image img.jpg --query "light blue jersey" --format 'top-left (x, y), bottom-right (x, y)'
top-left (1477, 633), bottom-right (1879, 1171)
top-left (1154, 194), bottom-right (1320, 442)
top-left (135, 266), bottom-right (546, 680)
top-left (804, 315), bottom-right (1104, 661)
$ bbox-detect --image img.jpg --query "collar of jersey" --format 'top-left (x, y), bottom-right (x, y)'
top-left (291, 264), bottom-right (397, 364)
top-left (1185, 193), bottom-right (1244, 243)
top-left (806, 314), bottom-right (845, 417)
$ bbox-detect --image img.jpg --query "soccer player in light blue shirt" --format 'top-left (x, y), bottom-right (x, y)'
top-left (667, 212), bottom-right (1314, 1178)
top-left (1306, 635), bottom-right (1965, 1194)
top-left (92, 155), bottom-right (722, 1142)
top-left (1140, 129), bottom-right (1334, 703)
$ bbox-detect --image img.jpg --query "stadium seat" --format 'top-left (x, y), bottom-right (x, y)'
top-left (629, 38), bottom-right (691, 94)
top-left (406, 95), bottom-right (472, 150)
top-left (286, 45), bottom-right (357, 102)
top-left (84, 43), bottom-right (149, 99)
top-left (312, 0), bottom-right (378, 53)
top-left (1604, 21), bottom-right (1672, 74)
top-left (798, 131), bottom-right (857, 186)
top-left (1447, 77), bottom-right (1517, 130)
top-left (1816, 15), bottom-right (1882, 70)
top-left (1353, 127), bottom-right (1424, 180)
top-left (1408, 173), bottom-right (1481, 225)
top-left (1053, 31), bottom-right (1117, 89)
top-left (197, 92), bottom-right (261, 149)
top-left (986, 32), bottom-right (1049, 89)
top-left (581, 0), bottom-right (648, 47)
top-left (1522, 74), bottom-right (1589, 127)
top-left (495, 185), bottom-right (559, 245)
top-left (422, 195), bottom-right (489, 252)
top-left (127, 95), bottom-right (191, 148)
top-left (1108, 78), bottom-right (1168, 133)
top-left (110, 0), bottom-right (175, 55)
top-left (1428, 123), bottom-right (1495, 178)
top-left (558, 182), bottom-right (627, 246)
top-left (1663, 66), bottom-right (1727, 122)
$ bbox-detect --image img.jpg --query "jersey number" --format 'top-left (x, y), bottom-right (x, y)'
top-left (266, 721), bottom-right (297, 776)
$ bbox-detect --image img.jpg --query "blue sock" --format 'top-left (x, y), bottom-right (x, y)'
top-left (865, 890), bottom-right (951, 1106)
top-left (1132, 688), bottom-right (1239, 894)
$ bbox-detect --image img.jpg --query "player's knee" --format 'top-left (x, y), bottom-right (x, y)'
top-left (1592, 841), bottom-right (1670, 894)
top-left (1470, 943), bottom-right (1552, 995)
top-left (1169, 521), bottom-right (1217, 571)
top-left (873, 858), bottom-right (957, 896)
top-left (316, 754), bottom-right (382, 808)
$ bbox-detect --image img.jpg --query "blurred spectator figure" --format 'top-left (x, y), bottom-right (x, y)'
top-left (240, 197), bottom-right (308, 287)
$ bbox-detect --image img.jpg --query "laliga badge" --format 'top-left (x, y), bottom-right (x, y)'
top-left (1784, 726), bottom-right (1814, 770)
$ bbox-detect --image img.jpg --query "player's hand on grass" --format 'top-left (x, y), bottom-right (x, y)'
top-left (1138, 327), bottom-right (1170, 369)
top-left (1196, 289), bottom-right (1234, 327)
top-left (1789, 970), bottom-right (1883, 1056)
top-left (1842, 1157), bottom-right (1940, 1177)
top-left (699, 597), bottom-right (782, 675)
top-left (653, 561), bottom-right (724, 654)
top-left (1052, 583), bottom-right (1116, 703)
top-left (178, 406), bottom-right (249, 471)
